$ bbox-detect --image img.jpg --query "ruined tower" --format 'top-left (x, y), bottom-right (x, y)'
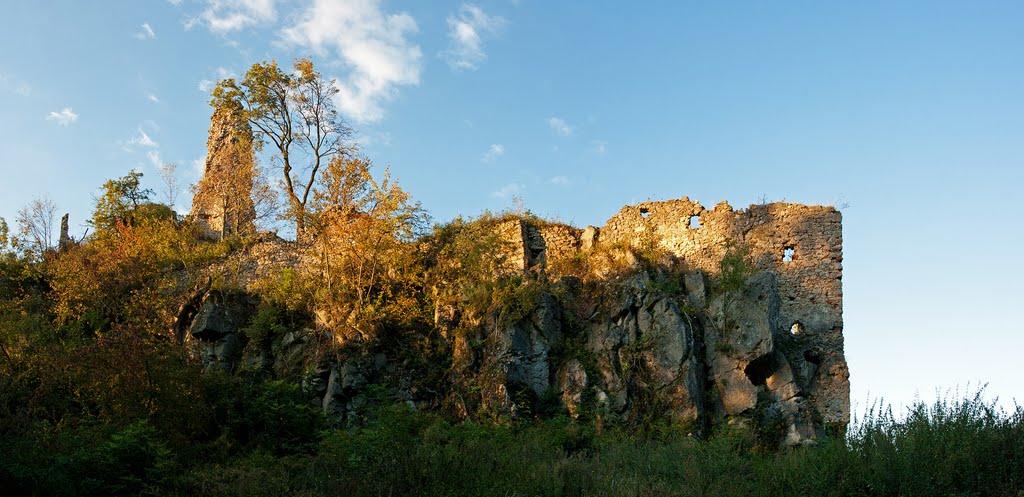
top-left (483, 198), bottom-right (850, 441)
top-left (190, 102), bottom-right (257, 239)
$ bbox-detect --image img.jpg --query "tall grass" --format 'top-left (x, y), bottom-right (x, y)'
top-left (166, 391), bottom-right (1024, 497)
top-left (4, 387), bottom-right (1021, 496)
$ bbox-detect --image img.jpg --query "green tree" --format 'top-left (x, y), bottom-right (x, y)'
top-left (212, 58), bottom-right (352, 240)
top-left (91, 170), bottom-right (154, 231)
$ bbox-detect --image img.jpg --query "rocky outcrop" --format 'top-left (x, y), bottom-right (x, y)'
top-left (585, 272), bottom-right (702, 424)
top-left (178, 197), bottom-right (848, 448)
top-left (58, 213), bottom-right (71, 252)
top-left (186, 290), bottom-right (257, 371)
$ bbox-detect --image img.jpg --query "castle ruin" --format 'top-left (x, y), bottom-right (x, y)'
top-left (486, 198), bottom-right (849, 438)
top-left (189, 104), bottom-right (257, 239)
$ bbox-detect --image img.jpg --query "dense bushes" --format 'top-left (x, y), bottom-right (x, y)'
top-left (12, 388), bottom-right (1018, 496)
top-left (2, 171), bottom-right (1022, 495)
top-left (81, 394), bottom-right (1016, 497)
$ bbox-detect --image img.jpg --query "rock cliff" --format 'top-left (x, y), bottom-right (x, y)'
top-left (180, 198), bottom-right (849, 448)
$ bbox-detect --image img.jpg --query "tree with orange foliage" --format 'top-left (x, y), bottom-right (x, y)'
top-left (308, 155), bottom-right (428, 338)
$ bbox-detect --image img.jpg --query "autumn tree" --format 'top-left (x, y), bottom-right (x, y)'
top-left (14, 195), bottom-right (58, 258)
top-left (0, 217), bottom-right (10, 256)
top-left (212, 58), bottom-right (351, 240)
top-left (91, 170), bottom-right (155, 232)
top-left (309, 155), bottom-right (428, 338)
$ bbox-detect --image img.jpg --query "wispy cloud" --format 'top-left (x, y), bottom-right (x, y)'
top-left (46, 108), bottom-right (78, 126)
top-left (482, 143), bottom-right (505, 162)
top-left (189, 0), bottom-right (277, 33)
top-left (134, 22), bottom-right (156, 40)
top-left (441, 4), bottom-right (504, 71)
top-left (281, 0), bottom-right (422, 123)
top-left (550, 175), bottom-right (570, 186)
top-left (192, 155), bottom-right (208, 177)
top-left (358, 130), bottom-right (393, 147)
top-left (146, 92), bottom-right (160, 103)
top-left (127, 128), bottom-right (159, 149)
top-left (591, 140), bottom-right (607, 155)
top-left (0, 73), bottom-right (32, 96)
top-left (197, 67), bottom-right (233, 92)
top-left (146, 150), bottom-right (163, 169)
top-left (547, 116), bottom-right (573, 137)
top-left (490, 182), bottom-right (523, 198)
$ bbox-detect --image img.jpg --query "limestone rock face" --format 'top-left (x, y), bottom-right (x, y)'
top-left (186, 290), bottom-right (257, 371)
top-left (178, 196), bottom-right (848, 447)
top-left (559, 360), bottom-right (588, 418)
top-left (475, 290), bottom-right (564, 418)
top-left (190, 104), bottom-right (256, 240)
top-left (584, 272), bottom-right (703, 423)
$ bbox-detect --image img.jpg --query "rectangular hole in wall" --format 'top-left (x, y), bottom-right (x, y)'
top-left (640, 207), bottom-right (650, 219)
top-left (689, 215), bottom-right (701, 229)
top-left (783, 246), bottom-right (795, 263)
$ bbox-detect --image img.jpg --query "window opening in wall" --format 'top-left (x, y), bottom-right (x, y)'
top-left (689, 215), bottom-right (701, 229)
top-left (803, 350), bottom-right (821, 365)
top-left (783, 246), bottom-right (795, 263)
top-left (639, 207), bottom-right (650, 219)
top-left (790, 323), bottom-right (802, 335)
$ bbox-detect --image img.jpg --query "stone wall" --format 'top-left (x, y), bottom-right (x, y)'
top-left (597, 198), bottom-right (847, 426)
top-left (491, 197), bottom-right (849, 429)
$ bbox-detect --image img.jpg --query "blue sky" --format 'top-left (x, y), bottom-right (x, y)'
top-left (1, 0), bottom-right (1023, 414)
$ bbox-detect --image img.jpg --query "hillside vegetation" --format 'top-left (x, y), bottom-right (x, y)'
top-left (1, 58), bottom-right (1022, 496)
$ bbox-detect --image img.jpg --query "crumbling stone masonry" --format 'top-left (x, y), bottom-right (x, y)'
top-left (190, 104), bottom-right (257, 240)
top-left (492, 198), bottom-right (849, 437)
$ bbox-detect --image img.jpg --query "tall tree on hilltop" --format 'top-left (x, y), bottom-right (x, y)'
top-left (91, 170), bottom-right (153, 232)
top-left (212, 58), bottom-right (352, 240)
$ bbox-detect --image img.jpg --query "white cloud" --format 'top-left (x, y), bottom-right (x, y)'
top-left (547, 116), bottom-right (572, 137)
top-left (128, 129), bottom-right (159, 148)
top-left (490, 182), bottom-right (523, 198)
top-left (441, 4), bottom-right (504, 70)
top-left (591, 140), bottom-right (607, 155)
top-left (482, 143), bottom-right (505, 162)
top-left (191, 0), bottom-right (277, 33)
top-left (358, 130), bottom-right (393, 147)
top-left (168, 0), bottom-right (183, 5)
top-left (280, 0), bottom-right (422, 123)
top-left (46, 108), bottom-right (78, 126)
top-left (0, 73), bottom-right (32, 96)
top-left (192, 155), bottom-right (208, 177)
top-left (550, 175), bottom-right (569, 186)
top-left (147, 150), bottom-right (163, 169)
top-left (146, 92), bottom-right (160, 103)
top-left (198, 67), bottom-right (233, 92)
top-left (135, 22), bottom-right (156, 40)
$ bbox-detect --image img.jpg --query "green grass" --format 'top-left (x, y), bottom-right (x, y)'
top-left (165, 392), bottom-right (1023, 497)
top-left (10, 391), bottom-right (1017, 497)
